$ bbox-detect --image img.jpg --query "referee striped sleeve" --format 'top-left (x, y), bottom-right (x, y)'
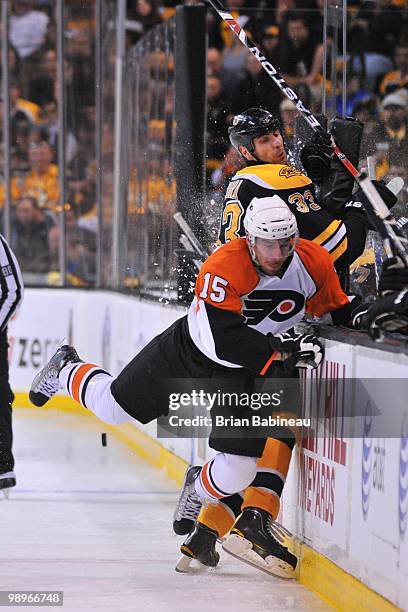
top-left (0, 233), bottom-right (24, 331)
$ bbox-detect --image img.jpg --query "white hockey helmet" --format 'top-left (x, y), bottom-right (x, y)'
top-left (243, 196), bottom-right (299, 268)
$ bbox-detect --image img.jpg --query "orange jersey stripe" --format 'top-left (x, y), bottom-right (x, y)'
top-left (260, 352), bottom-right (278, 376)
top-left (71, 363), bottom-right (96, 403)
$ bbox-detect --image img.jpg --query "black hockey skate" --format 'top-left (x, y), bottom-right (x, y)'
top-left (173, 465), bottom-right (202, 535)
top-left (29, 345), bottom-right (82, 407)
top-left (175, 522), bottom-right (220, 573)
top-left (222, 508), bottom-right (297, 579)
top-left (0, 471), bottom-right (16, 499)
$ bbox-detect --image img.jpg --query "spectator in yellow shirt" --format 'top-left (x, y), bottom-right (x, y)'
top-left (10, 78), bottom-right (41, 125)
top-left (11, 140), bottom-right (59, 210)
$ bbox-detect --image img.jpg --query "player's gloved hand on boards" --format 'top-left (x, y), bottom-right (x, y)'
top-left (361, 289), bottom-right (408, 341)
top-left (300, 130), bottom-right (333, 181)
top-left (268, 331), bottom-right (324, 370)
top-left (328, 295), bottom-right (374, 331)
top-left (349, 301), bottom-right (371, 330)
top-left (378, 256), bottom-right (408, 296)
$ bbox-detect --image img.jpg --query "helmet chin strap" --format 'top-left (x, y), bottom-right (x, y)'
top-left (246, 234), bottom-right (275, 275)
top-left (245, 135), bottom-right (283, 164)
top-left (240, 139), bottom-right (263, 164)
top-left (245, 234), bottom-right (296, 276)
top-left (248, 139), bottom-right (262, 163)
top-left (246, 234), bottom-right (258, 265)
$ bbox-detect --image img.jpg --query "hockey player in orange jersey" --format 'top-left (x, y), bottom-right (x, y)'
top-left (29, 196), bottom-right (365, 577)
top-left (174, 195), bottom-right (365, 576)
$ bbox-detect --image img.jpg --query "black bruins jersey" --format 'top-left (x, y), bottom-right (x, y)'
top-left (219, 164), bottom-right (348, 265)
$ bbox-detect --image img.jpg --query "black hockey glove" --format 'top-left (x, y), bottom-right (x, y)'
top-left (344, 180), bottom-right (398, 229)
top-left (300, 130), bottom-right (333, 181)
top-left (349, 301), bottom-right (371, 330)
top-left (329, 295), bottom-right (370, 329)
top-left (378, 256), bottom-right (408, 296)
top-left (363, 289), bottom-right (408, 341)
top-left (318, 117), bottom-right (363, 215)
top-left (269, 331), bottom-right (324, 370)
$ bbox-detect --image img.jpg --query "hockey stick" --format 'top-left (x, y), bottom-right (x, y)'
top-left (178, 233), bottom-right (204, 270)
top-left (174, 212), bottom-right (211, 260)
top-left (367, 155), bottom-right (386, 288)
top-left (206, 0), bottom-right (408, 265)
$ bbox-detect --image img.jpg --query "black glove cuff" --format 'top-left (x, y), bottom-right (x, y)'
top-left (379, 270), bottom-right (408, 294)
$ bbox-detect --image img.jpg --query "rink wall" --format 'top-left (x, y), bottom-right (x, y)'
top-left (9, 288), bottom-right (408, 611)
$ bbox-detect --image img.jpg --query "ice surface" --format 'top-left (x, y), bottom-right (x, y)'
top-left (0, 409), bottom-right (331, 612)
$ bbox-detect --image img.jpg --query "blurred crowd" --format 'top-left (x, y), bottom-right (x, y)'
top-left (1, 0), bottom-right (97, 284)
top-left (201, 0), bottom-right (408, 202)
top-left (1, 0), bottom-right (408, 285)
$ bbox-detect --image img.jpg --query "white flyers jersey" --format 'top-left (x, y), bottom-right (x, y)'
top-left (187, 237), bottom-right (349, 373)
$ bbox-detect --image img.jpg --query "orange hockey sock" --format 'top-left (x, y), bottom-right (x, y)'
top-left (242, 436), bottom-right (294, 518)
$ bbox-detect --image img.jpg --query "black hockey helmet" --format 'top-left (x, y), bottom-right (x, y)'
top-left (228, 108), bottom-right (280, 156)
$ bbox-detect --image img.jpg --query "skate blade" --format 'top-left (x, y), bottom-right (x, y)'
top-left (222, 534), bottom-right (294, 580)
top-left (175, 554), bottom-right (217, 574)
top-left (1, 488), bottom-right (12, 499)
top-left (175, 555), bottom-right (194, 573)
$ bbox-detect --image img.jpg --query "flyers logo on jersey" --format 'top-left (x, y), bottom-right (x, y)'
top-left (242, 289), bottom-right (305, 325)
top-left (279, 166), bottom-right (303, 179)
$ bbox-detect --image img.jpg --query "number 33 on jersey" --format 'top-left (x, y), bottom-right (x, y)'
top-left (219, 165), bottom-right (348, 266)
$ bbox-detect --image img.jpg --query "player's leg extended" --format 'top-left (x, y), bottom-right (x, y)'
top-left (29, 345), bottom-right (133, 425)
top-left (29, 318), bottom-right (197, 425)
top-left (60, 361), bottom-right (132, 424)
top-left (222, 432), bottom-right (298, 578)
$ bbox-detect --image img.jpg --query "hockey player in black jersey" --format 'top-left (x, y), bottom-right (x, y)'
top-left (219, 107), bottom-right (398, 271)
